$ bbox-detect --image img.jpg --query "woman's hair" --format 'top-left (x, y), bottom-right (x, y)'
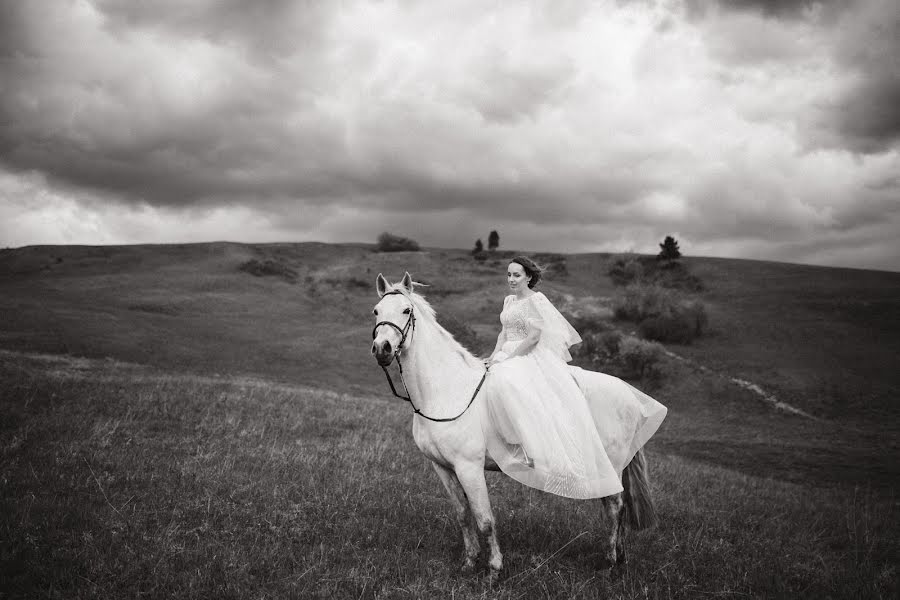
top-left (510, 255), bottom-right (544, 289)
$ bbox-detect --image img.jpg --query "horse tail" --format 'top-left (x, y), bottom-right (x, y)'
top-left (622, 448), bottom-right (658, 530)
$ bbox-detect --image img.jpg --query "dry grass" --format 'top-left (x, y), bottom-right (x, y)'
top-left (1, 354), bottom-right (896, 599)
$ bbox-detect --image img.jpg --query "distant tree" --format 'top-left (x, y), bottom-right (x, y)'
top-left (657, 235), bottom-right (681, 261)
top-left (472, 239), bottom-right (484, 255)
top-left (488, 230), bottom-right (500, 251)
top-left (376, 232), bottom-right (420, 252)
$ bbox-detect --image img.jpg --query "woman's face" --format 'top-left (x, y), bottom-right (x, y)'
top-left (507, 262), bottom-right (530, 292)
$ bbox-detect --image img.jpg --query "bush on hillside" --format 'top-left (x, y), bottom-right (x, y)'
top-left (614, 283), bottom-right (708, 343)
top-left (608, 253), bottom-right (647, 286)
top-left (564, 311), bottom-right (614, 336)
top-left (600, 330), bottom-right (624, 357)
top-left (575, 330), bottom-right (662, 382)
top-left (655, 260), bottom-right (704, 291)
top-left (619, 336), bottom-right (665, 379)
top-left (320, 276), bottom-right (370, 290)
top-left (613, 284), bottom-right (680, 321)
top-left (573, 329), bottom-right (622, 363)
top-left (680, 299), bottom-right (709, 337)
top-left (638, 314), bottom-right (695, 344)
top-left (608, 252), bottom-right (703, 291)
top-left (376, 232), bottom-right (420, 252)
top-left (239, 259), bottom-right (298, 283)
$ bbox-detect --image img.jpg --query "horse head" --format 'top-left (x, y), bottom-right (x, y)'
top-left (371, 272), bottom-right (415, 366)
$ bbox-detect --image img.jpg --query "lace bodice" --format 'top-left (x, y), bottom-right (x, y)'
top-left (501, 294), bottom-right (540, 341)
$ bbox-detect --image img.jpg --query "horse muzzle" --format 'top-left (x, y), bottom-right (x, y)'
top-left (374, 351), bottom-right (395, 367)
top-left (372, 339), bottom-right (396, 367)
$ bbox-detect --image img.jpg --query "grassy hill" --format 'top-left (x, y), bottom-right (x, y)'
top-left (2, 243), bottom-right (897, 420)
top-left (1, 242), bottom-right (897, 597)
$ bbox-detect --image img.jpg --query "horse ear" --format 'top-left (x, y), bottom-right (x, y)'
top-left (400, 272), bottom-right (413, 293)
top-left (376, 273), bottom-right (388, 297)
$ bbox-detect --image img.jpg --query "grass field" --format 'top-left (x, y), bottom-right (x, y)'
top-left (1, 242), bottom-right (898, 598)
top-left (2, 352), bottom-right (895, 599)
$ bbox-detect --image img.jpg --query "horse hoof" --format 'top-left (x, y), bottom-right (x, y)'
top-left (460, 559), bottom-right (476, 574)
top-left (616, 549), bottom-right (628, 566)
top-left (485, 568), bottom-right (500, 586)
top-left (604, 550), bottom-right (617, 567)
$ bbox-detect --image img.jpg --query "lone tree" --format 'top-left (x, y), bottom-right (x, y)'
top-left (488, 230), bottom-right (499, 251)
top-left (657, 235), bottom-right (681, 261)
top-left (472, 239), bottom-right (484, 255)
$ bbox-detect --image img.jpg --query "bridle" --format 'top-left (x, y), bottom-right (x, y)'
top-left (372, 290), bottom-right (489, 423)
top-left (371, 290), bottom-right (416, 357)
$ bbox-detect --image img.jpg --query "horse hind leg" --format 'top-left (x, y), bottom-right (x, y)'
top-left (432, 462), bottom-right (479, 572)
top-left (601, 493), bottom-right (626, 568)
top-left (615, 496), bottom-right (628, 565)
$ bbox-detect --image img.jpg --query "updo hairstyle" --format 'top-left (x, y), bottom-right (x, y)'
top-left (510, 255), bottom-right (544, 289)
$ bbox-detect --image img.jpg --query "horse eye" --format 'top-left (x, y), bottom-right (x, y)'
top-left (373, 309), bottom-right (378, 315)
top-left (403, 308), bottom-right (411, 315)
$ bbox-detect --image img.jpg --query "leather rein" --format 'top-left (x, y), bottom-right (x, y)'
top-left (372, 290), bottom-right (489, 423)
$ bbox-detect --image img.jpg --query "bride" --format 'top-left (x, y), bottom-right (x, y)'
top-left (482, 256), bottom-right (667, 499)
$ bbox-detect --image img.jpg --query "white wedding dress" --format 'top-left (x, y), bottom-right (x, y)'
top-left (481, 292), bottom-right (667, 499)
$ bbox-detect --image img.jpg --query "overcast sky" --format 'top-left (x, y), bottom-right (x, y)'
top-left (1, 0), bottom-right (898, 271)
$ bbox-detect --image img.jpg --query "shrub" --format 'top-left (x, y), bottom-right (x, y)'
top-left (614, 284), bottom-right (709, 343)
top-left (238, 259), bottom-right (298, 283)
top-left (656, 261), bottom-right (704, 292)
top-left (600, 330), bottom-right (624, 357)
top-left (472, 239), bottom-right (484, 255)
top-left (608, 253), bottom-right (647, 286)
top-left (680, 299), bottom-right (709, 336)
top-left (565, 314), bottom-right (613, 338)
top-left (619, 337), bottom-right (665, 379)
top-left (575, 329), bottom-right (623, 362)
top-left (572, 332), bottom-right (598, 360)
top-left (608, 252), bottom-right (703, 291)
top-left (321, 276), bottom-right (370, 290)
top-left (613, 284), bottom-right (680, 322)
top-left (376, 232), bottom-right (420, 252)
top-left (638, 314), bottom-right (695, 344)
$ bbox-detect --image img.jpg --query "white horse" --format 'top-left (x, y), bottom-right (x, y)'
top-left (371, 272), bottom-right (659, 582)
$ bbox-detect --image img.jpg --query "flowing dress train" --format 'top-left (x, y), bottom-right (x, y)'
top-left (480, 292), bottom-right (667, 499)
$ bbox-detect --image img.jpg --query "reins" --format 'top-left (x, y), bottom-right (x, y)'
top-left (373, 290), bottom-right (489, 423)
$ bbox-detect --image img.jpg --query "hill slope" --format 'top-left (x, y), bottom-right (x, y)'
top-left (0, 242), bottom-right (898, 492)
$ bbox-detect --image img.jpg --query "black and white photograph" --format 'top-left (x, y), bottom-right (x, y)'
top-left (1, 1), bottom-right (897, 598)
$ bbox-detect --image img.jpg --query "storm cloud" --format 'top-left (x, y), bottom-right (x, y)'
top-left (1, 0), bottom-right (898, 270)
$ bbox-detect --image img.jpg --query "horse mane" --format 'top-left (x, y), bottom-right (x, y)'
top-left (384, 283), bottom-right (483, 370)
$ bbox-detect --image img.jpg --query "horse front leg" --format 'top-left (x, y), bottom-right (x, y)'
top-left (455, 464), bottom-right (503, 582)
top-left (431, 462), bottom-right (479, 572)
top-left (601, 493), bottom-right (626, 567)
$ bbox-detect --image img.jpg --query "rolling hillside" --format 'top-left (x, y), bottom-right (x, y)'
top-left (1, 242), bottom-right (897, 598)
top-left (1, 242), bottom-right (898, 490)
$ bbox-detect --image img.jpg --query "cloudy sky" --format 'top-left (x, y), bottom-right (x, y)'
top-left (1, 0), bottom-right (898, 271)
